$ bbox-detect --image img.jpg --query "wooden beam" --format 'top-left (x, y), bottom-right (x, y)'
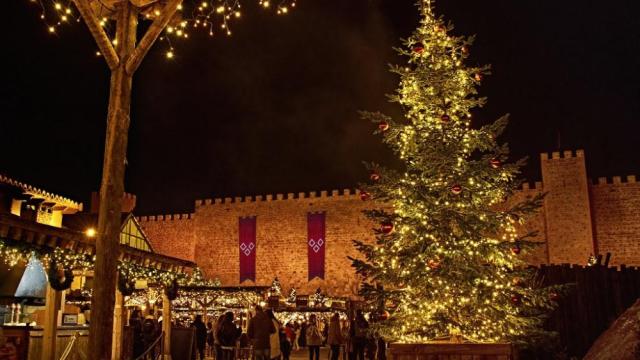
top-left (125, 0), bottom-right (182, 75)
top-left (162, 292), bottom-right (173, 360)
top-left (112, 288), bottom-right (124, 360)
top-left (41, 285), bottom-right (62, 360)
top-left (72, 0), bottom-right (120, 70)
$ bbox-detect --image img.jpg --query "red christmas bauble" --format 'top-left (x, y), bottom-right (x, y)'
top-left (360, 191), bottom-right (371, 201)
top-left (370, 171), bottom-right (380, 181)
top-left (413, 44), bottom-right (425, 54)
top-left (511, 294), bottom-right (521, 305)
top-left (378, 121), bottom-right (389, 132)
top-left (475, 73), bottom-right (483, 81)
top-left (427, 259), bottom-right (441, 270)
top-left (380, 222), bottom-right (394, 234)
top-left (462, 46), bottom-right (469, 54)
top-left (451, 184), bottom-right (462, 195)
top-left (511, 244), bottom-right (521, 255)
top-left (378, 311), bottom-right (390, 321)
top-left (440, 114), bottom-right (451, 123)
top-left (549, 292), bottom-right (559, 301)
top-left (512, 277), bottom-right (524, 287)
top-left (490, 158), bottom-right (501, 169)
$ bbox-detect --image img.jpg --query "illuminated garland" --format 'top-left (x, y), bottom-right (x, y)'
top-left (26, 0), bottom-right (298, 58)
top-left (0, 238), bottom-right (209, 287)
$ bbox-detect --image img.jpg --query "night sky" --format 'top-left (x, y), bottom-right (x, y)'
top-left (1, 0), bottom-right (639, 214)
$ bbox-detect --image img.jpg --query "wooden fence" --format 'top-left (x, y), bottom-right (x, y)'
top-left (532, 261), bottom-right (640, 358)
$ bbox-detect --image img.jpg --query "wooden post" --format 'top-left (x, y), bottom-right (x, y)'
top-left (70, 0), bottom-right (181, 357)
top-left (89, 2), bottom-right (137, 359)
top-left (162, 293), bottom-right (172, 360)
top-left (112, 288), bottom-right (124, 360)
top-left (41, 285), bottom-right (62, 360)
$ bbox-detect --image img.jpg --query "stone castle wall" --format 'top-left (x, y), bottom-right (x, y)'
top-left (139, 191), bottom-right (378, 298)
top-left (138, 150), bottom-right (640, 297)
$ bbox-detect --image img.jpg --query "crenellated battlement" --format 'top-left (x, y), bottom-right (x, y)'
top-left (0, 173), bottom-right (83, 211)
top-left (194, 189), bottom-right (360, 208)
top-left (590, 175), bottom-right (638, 186)
top-left (540, 149), bottom-right (585, 161)
top-left (137, 213), bottom-right (194, 222)
top-left (518, 181), bottom-right (544, 191)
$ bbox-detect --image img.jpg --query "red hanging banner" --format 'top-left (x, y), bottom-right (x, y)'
top-left (307, 212), bottom-right (326, 280)
top-left (239, 216), bottom-right (256, 282)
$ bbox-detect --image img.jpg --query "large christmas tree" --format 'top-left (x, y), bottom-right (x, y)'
top-left (352, 1), bottom-right (560, 345)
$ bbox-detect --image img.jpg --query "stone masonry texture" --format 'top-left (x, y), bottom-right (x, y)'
top-left (138, 150), bottom-right (640, 297)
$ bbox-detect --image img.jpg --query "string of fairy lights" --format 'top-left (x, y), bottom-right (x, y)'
top-left (26, 0), bottom-right (298, 59)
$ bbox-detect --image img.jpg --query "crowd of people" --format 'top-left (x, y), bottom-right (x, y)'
top-left (190, 306), bottom-right (385, 360)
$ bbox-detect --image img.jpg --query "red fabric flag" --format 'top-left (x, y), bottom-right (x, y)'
top-left (239, 216), bottom-right (256, 282)
top-left (308, 212), bottom-right (326, 280)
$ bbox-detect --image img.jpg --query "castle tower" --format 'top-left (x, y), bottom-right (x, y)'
top-left (540, 150), bottom-right (594, 264)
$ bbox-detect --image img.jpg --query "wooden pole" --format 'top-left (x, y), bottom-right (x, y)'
top-left (111, 288), bottom-right (124, 360)
top-left (162, 293), bottom-right (172, 360)
top-left (88, 2), bottom-right (137, 359)
top-left (41, 285), bottom-right (62, 360)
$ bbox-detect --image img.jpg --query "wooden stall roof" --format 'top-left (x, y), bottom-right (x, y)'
top-left (0, 174), bottom-right (83, 213)
top-left (0, 213), bottom-right (196, 272)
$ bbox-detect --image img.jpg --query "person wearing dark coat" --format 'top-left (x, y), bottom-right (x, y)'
top-left (192, 315), bottom-right (208, 360)
top-left (248, 305), bottom-right (276, 360)
top-left (218, 312), bottom-right (241, 360)
top-left (350, 311), bottom-right (369, 360)
top-left (130, 310), bottom-right (145, 358)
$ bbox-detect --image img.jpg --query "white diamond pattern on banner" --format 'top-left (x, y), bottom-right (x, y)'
top-left (308, 238), bottom-right (324, 253)
top-left (240, 242), bottom-right (255, 256)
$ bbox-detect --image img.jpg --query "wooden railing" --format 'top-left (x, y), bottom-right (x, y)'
top-left (58, 331), bottom-right (80, 360)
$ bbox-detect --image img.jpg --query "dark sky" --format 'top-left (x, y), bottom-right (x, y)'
top-left (1, 0), bottom-right (639, 214)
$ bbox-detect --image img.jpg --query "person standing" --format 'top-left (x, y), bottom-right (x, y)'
top-left (293, 323), bottom-right (301, 351)
top-left (266, 310), bottom-right (281, 360)
top-left (129, 310), bottom-right (145, 358)
top-left (327, 313), bottom-right (344, 360)
top-left (280, 323), bottom-right (292, 360)
top-left (248, 305), bottom-right (276, 360)
top-left (206, 322), bottom-right (215, 357)
top-left (305, 315), bottom-right (323, 360)
top-left (214, 314), bottom-right (225, 360)
top-left (350, 311), bottom-right (368, 360)
top-left (192, 315), bottom-right (208, 360)
top-left (299, 322), bottom-right (307, 349)
top-left (219, 312), bottom-right (241, 360)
